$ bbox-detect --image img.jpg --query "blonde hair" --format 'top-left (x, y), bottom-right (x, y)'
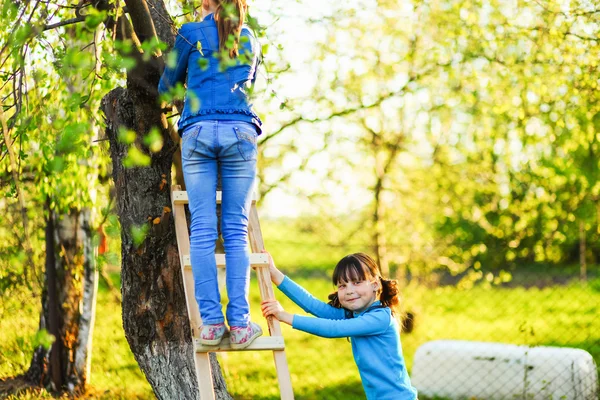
top-left (214, 0), bottom-right (246, 58)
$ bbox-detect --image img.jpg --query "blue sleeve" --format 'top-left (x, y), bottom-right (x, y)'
top-left (240, 26), bottom-right (261, 85)
top-left (158, 26), bottom-right (193, 95)
top-left (277, 276), bottom-right (345, 320)
top-left (292, 309), bottom-right (390, 338)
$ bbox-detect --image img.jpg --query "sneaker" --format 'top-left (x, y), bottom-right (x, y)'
top-left (199, 323), bottom-right (227, 345)
top-left (230, 321), bottom-right (263, 349)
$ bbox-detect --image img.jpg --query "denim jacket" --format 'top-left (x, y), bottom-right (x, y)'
top-left (158, 13), bottom-right (262, 134)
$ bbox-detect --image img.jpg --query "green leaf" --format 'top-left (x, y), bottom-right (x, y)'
top-left (166, 51), bottom-right (178, 69)
top-left (104, 251), bottom-right (120, 266)
top-left (56, 123), bottom-right (86, 154)
top-left (225, 34), bottom-right (235, 48)
top-left (131, 224), bottom-right (149, 247)
top-left (118, 128), bottom-right (136, 144)
top-left (105, 53), bottom-right (137, 71)
top-left (85, 10), bottom-right (107, 30)
top-left (14, 24), bottom-right (32, 45)
top-left (114, 39), bottom-right (134, 55)
top-left (1, 0), bottom-right (17, 19)
top-left (105, 215), bottom-right (121, 238)
top-left (68, 93), bottom-right (83, 112)
top-left (123, 146), bottom-right (151, 168)
top-left (196, 41), bottom-right (204, 56)
top-left (189, 96), bottom-right (201, 113)
top-left (197, 58), bottom-right (209, 71)
top-left (47, 156), bottom-right (65, 173)
top-left (143, 128), bottom-right (163, 153)
top-left (32, 329), bottom-right (56, 350)
top-left (141, 37), bottom-right (167, 61)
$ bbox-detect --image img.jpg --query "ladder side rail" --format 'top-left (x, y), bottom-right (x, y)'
top-left (172, 186), bottom-right (215, 400)
top-left (248, 203), bottom-right (295, 400)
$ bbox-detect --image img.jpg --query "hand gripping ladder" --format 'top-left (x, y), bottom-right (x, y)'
top-left (171, 186), bottom-right (294, 399)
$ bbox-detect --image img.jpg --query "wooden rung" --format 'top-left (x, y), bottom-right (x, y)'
top-left (195, 336), bottom-right (285, 353)
top-left (182, 253), bottom-right (269, 269)
top-left (173, 190), bottom-right (257, 205)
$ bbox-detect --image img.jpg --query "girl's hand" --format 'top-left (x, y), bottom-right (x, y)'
top-left (261, 300), bottom-right (293, 325)
top-left (262, 250), bottom-right (284, 286)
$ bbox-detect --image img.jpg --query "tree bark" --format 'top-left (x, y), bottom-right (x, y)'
top-left (373, 171), bottom-right (390, 277)
top-left (372, 134), bottom-right (390, 277)
top-left (98, 0), bottom-right (231, 395)
top-left (25, 207), bottom-right (98, 395)
top-left (366, 122), bottom-right (405, 281)
top-left (101, 87), bottom-right (230, 399)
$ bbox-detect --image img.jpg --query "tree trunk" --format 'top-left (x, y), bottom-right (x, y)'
top-left (97, 0), bottom-right (231, 394)
top-left (25, 207), bottom-right (98, 395)
top-left (373, 151), bottom-right (390, 277)
top-left (101, 86), bottom-right (231, 399)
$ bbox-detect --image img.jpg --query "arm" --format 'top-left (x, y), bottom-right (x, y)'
top-left (158, 26), bottom-right (193, 96)
top-left (292, 309), bottom-right (390, 339)
top-left (278, 276), bottom-right (345, 320)
top-left (264, 251), bottom-right (345, 320)
top-left (240, 26), bottom-right (260, 85)
top-left (265, 250), bottom-right (285, 286)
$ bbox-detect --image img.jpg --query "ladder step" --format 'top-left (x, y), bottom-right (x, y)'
top-left (195, 336), bottom-right (285, 352)
top-left (173, 190), bottom-right (257, 205)
top-left (183, 253), bottom-right (269, 269)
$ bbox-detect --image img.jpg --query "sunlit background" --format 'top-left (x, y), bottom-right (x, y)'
top-left (1, 0), bottom-right (599, 399)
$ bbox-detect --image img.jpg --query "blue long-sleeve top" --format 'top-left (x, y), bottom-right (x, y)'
top-left (278, 276), bottom-right (418, 400)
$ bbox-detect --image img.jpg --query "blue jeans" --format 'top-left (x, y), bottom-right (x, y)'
top-left (181, 120), bottom-right (257, 327)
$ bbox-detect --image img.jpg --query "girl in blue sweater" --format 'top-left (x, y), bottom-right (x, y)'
top-left (261, 252), bottom-right (418, 400)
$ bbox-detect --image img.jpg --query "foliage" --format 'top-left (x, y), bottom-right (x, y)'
top-left (0, 0), bottom-right (118, 277)
top-left (256, 0), bottom-right (600, 283)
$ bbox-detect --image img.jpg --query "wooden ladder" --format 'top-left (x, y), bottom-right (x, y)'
top-left (171, 186), bottom-right (294, 400)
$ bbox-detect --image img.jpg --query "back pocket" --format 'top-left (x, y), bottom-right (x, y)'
top-left (233, 125), bottom-right (257, 161)
top-left (181, 125), bottom-right (202, 160)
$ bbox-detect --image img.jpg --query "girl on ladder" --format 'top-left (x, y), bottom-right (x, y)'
top-left (158, 0), bottom-right (262, 349)
top-left (262, 252), bottom-right (418, 399)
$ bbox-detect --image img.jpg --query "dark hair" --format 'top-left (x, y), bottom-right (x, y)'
top-left (327, 253), bottom-right (401, 316)
top-left (215, 0), bottom-right (246, 58)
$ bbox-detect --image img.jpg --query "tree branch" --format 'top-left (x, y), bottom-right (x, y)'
top-left (43, 16), bottom-right (86, 31)
top-left (124, 0), bottom-right (160, 46)
top-left (260, 64), bottom-right (444, 146)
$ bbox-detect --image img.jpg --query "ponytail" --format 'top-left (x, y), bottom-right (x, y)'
top-left (214, 0), bottom-right (246, 58)
top-left (379, 278), bottom-right (401, 316)
top-left (327, 292), bottom-right (341, 308)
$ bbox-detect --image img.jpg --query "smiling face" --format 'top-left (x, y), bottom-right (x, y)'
top-left (337, 279), bottom-right (380, 314)
top-left (332, 253), bottom-right (382, 314)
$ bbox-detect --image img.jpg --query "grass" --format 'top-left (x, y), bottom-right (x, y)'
top-left (222, 277), bottom-right (600, 400)
top-left (2, 274), bottom-right (598, 399)
top-left (1, 221), bottom-right (599, 399)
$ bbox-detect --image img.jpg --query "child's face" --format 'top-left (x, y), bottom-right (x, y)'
top-left (336, 277), bottom-right (379, 314)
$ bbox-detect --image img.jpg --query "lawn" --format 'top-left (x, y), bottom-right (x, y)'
top-left (1, 270), bottom-right (599, 399)
top-left (1, 219), bottom-right (599, 399)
